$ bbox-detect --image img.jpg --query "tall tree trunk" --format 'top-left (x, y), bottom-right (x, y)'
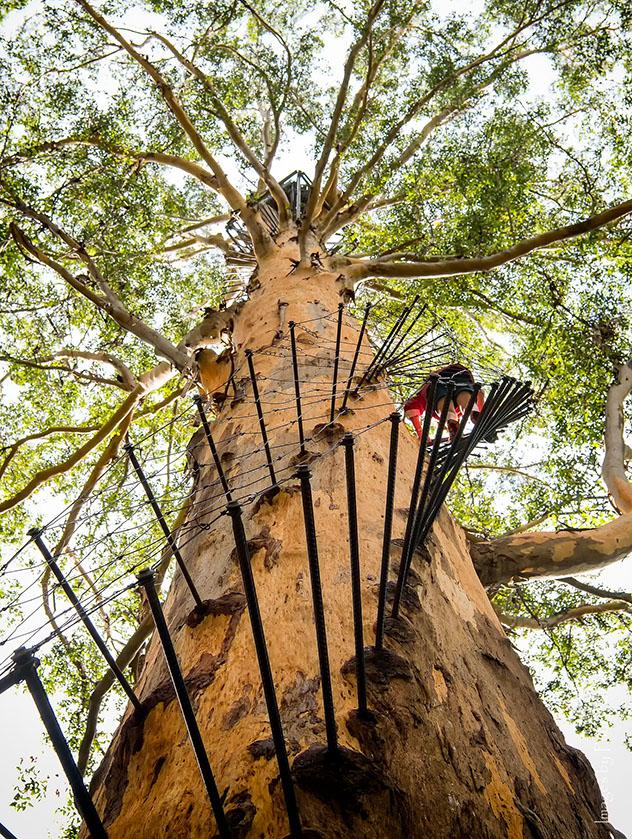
top-left (85, 237), bottom-right (609, 839)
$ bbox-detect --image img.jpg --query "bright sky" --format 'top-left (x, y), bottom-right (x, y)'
top-left (1, 1), bottom-right (631, 837)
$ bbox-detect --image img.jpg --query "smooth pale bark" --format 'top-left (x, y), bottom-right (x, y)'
top-left (340, 199), bottom-right (632, 282)
top-left (84, 244), bottom-right (608, 838)
top-left (471, 513), bottom-right (632, 586)
top-left (602, 362), bottom-right (632, 513)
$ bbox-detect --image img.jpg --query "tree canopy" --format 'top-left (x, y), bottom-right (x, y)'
top-left (1, 0), bottom-right (632, 823)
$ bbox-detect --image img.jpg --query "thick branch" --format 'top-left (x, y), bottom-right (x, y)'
top-left (10, 223), bottom-right (189, 369)
top-left (344, 200), bottom-right (632, 281)
top-left (321, 24), bottom-right (541, 226)
top-left (158, 232), bottom-right (236, 259)
top-left (300, 0), bottom-right (386, 247)
top-left (3, 349), bottom-right (138, 390)
top-left (73, 0), bottom-right (270, 254)
top-left (149, 32), bottom-right (290, 226)
top-left (601, 362), bottom-right (632, 513)
top-left (472, 355), bottom-right (632, 585)
top-left (2, 137), bottom-right (220, 190)
top-left (52, 413), bottom-right (134, 558)
top-left (471, 512), bottom-right (632, 585)
top-left (55, 350), bottom-right (137, 390)
top-left (494, 600), bottom-right (632, 630)
top-left (0, 425), bottom-right (99, 482)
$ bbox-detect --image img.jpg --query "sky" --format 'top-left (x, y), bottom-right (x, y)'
top-left (1, 0), bottom-right (631, 837)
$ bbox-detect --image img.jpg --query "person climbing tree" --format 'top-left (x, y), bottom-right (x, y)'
top-left (403, 363), bottom-right (485, 441)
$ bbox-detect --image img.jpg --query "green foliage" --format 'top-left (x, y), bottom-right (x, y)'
top-left (494, 582), bottom-right (632, 741)
top-left (12, 755), bottom-right (48, 811)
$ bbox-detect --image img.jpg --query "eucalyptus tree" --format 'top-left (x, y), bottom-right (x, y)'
top-left (1, 0), bottom-right (632, 836)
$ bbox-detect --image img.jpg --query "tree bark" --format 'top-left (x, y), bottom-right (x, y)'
top-left (471, 513), bottom-right (632, 586)
top-left (84, 238), bottom-right (609, 839)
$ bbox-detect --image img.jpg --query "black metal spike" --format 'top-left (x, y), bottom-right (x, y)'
top-left (226, 502), bottom-right (303, 837)
top-left (29, 529), bottom-right (143, 715)
top-left (296, 464), bottom-right (338, 753)
top-left (136, 569), bottom-right (231, 839)
top-left (11, 647), bottom-right (108, 839)
top-left (245, 350), bottom-right (278, 490)
top-left (375, 413), bottom-right (400, 650)
top-left (0, 821), bottom-right (18, 839)
top-left (194, 395), bottom-right (233, 503)
top-left (340, 304), bottom-right (371, 413)
top-left (289, 321), bottom-right (306, 456)
top-left (329, 303), bottom-right (344, 424)
top-left (356, 296), bottom-right (420, 390)
top-left (392, 382), bottom-right (453, 619)
top-left (341, 434), bottom-right (367, 717)
top-left (125, 443), bottom-right (203, 608)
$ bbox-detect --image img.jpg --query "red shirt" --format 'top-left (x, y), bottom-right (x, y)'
top-left (404, 365), bottom-right (484, 436)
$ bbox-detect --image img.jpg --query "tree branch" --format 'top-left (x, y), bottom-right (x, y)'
top-left (321, 3), bottom-right (609, 230)
top-left (494, 600), bottom-right (632, 630)
top-left (2, 137), bottom-right (220, 191)
top-left (54, 350), bottom-right (137, 390)
top-left (0, 425), bottom-right (100, 482)
top-left (40, 413), bottom-right (135, 663)
top-left (601, 361), bottom-right (632, 513)
top-left (498, 514), bottom-right (552, 538)
top-left (300, 0), bottom-right (386, 251)
top-left (472, 510), bottom-right (632, 586)
top-left (76, 488), bottom-right (191, 772)
top-left (9, 221), bottom-right (189, 369)
top-left (0, 351), bottom-right (129, 389)
top-left (52, 413), bottom-right (135, 560)
top-left (462, 287), bottom-right (540, 326)
top-left (320, 22), bottom-right (542, 227)
top-left (472, 362), bottom-right (632, 584)
top-left (73, 0), bottom-right (271, 254)
top-left (158, 232), bottom-right (236, 259)
top-left (466, 463), bottom-right (551, 485)
top-left (560, 576), bottom-right (632, 606)
top-left (149, 31), bottom-right (291, 226)
top-left (0, 362), bottom-right (175, 514)
top-left (344, 200), bottom-right (632, 281)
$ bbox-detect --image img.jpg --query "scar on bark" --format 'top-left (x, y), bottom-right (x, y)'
top-left (186, 590), bottom-right (247, 628)
top-left (341, 647), bottom-right (413, 688)
top-left (292, 744), bottom-right (413, 832)
top-left (275, 299), bottom-right (289, 339)
top-left (228, 525), bottom-right (282, 570)
top-left (221, 683), bottom-right (254, 730)
top-left (223, 790), bottom-right (256, 839)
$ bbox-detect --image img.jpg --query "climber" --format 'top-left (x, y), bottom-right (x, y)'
top-left (404, 363), bottom-right (485, 442)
